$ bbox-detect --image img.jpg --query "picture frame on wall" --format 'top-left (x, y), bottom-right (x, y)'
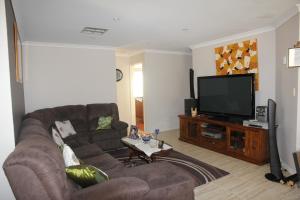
top-left (14, 21), bottom-right (22, 83)
top-left (288, 47), bottom-right (300, 68)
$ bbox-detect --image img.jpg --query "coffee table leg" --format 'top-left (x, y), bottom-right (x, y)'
top-left (128, 148), bottom-right (135, 161)
top-left (150, 155), bottom-right (155, 162)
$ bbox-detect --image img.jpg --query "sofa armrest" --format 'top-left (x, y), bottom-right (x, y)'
top-left (112, 121), bottom-right (128, 131)
top-left (71, 177), bottom-right (149, 200)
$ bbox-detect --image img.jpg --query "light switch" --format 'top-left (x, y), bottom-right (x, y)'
top-left (283, 56), bottom-right (287, 65)
top-left (293, 88), bottom-right (296, 97)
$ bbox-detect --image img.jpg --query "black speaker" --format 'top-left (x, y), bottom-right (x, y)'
top-left (185, 99), bottom-right (197, 116)
top-left (189, 68), bottom-right (195, 99)
top-left (265, 99), bottom-right (283, 182)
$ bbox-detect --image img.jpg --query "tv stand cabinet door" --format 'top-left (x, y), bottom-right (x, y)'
top-left (245, 130), bottom-right (267, 163)
top-left (186, 119), bottom-right (200, 141)
top-left (180, 118), bottom-right (189, 140)
top-left (180, 118), bottom-right (199, 140)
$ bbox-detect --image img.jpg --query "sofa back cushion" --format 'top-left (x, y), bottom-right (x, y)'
top-left (25, 108), bottom-right (56, 130)
top-left (18, 118), bottom-right (52, 143)
top-left (3, 135), bottom-right (78, 200)
top-left (53, 105), bottom-right (88, 132)
top-left (25, 105), bottom-right (88, 133)
top-left (87, 103), bottom-right (119, 131)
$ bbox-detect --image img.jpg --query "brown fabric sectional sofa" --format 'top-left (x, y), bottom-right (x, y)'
top-left (3, 104), bottom-right (196, 200)
top-left (23, 104), bottom-right (128, 150)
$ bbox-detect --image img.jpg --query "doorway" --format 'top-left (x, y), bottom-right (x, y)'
top-left (130, 63), bottom-right (144, 131)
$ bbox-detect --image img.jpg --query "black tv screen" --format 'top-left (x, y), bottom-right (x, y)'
top-left (197, 74), bottom-right (255, 119)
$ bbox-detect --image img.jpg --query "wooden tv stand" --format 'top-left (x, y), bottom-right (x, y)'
top-left (178, 115), bottom-right (269, 165)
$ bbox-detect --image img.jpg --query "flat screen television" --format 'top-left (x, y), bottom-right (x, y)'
top-left (197, 74), bottom-right (255, 121)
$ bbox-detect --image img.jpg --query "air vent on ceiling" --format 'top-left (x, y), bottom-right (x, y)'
top-left (81, 27), bottom-right (109, 36)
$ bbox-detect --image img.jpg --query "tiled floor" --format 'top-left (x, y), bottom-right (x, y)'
top-left (158, 130), bottom-right (300, 200)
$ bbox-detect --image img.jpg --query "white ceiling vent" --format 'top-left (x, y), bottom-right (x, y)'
top-left (81, 27), bottom-right (109, 36)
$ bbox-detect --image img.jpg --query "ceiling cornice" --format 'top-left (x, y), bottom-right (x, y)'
top-left (144, 49), bottom-right (192, 56)
top-left (23, 41), bottom-right (191, 56)
top-left (190, 26), bottom-right (275, 49)
top-left (22, 41), bottom-right (116, 51)
top-left (116, 49), bottom-right (191, 57)
top-left (115, 50), bottom-right (144, 57)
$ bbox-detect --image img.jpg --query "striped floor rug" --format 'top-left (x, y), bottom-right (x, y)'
top-left (108, 148), bottom-right (229, 186)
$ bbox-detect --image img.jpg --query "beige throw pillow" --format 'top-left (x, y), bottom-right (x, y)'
top-left (52, 128), bottom-right (64, 147)
top-left (63, 144), bottom-right (80, 167)
top-left (55, 120), bottom-right (76, 138)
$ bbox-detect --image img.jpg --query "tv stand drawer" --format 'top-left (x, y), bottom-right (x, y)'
top-left (200, 136), bottom-right (226, 150)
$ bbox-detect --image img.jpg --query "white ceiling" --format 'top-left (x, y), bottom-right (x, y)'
top-left (12, 0), bottom-right (300, 53)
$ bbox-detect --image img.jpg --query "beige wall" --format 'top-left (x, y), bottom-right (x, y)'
top-left (23, 44), bottom-right (116, 113)
top-left (116, 56), bottom-right (131, 126)
top-left (143, 52), bottom-right (192, 132)
top-left (130, 53), bottom-right (144, 67)
top-left (116, 51), bottom-right (192, 132)
top-left (192, 30), bottom-right (276, 107)
top-left (276, 14), bottom-right (299, 171)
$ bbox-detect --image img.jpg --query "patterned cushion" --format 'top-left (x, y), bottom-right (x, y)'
top-left (96, 116), bottom-right (113, 130)
top-left (65, 165), bottom-right (108, 188)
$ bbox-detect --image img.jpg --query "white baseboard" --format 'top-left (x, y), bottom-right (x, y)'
top-left (282, 162), bottom-right (296, 174)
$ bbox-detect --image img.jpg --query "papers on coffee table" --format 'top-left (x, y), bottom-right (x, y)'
top-left (121, 137), bottom-right (172, 157)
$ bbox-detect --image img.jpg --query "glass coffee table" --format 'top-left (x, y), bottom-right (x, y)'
top-left (121, 137), bottom-right (173, 163)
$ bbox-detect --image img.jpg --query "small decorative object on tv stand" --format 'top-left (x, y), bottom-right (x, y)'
top-left (191, 107), bottom-right (197, 117)
top-left (178, 115), bottom-right (268, 165)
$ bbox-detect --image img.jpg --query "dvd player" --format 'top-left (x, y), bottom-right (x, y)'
top-left (202, 131), bottom-right (223, 139)
top-left (243, 120), bottom-right (268, 129)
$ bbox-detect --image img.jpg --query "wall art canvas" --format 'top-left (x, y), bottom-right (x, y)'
top-left (215, 39), bottom-right (258, 90)
top-left (14, 21), bottom-right (22, 83)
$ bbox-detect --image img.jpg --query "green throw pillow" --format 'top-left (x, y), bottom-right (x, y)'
top-left (65, 165), bottom-right (109, 188)
top-left (96, 116), bottom-right (113, 130)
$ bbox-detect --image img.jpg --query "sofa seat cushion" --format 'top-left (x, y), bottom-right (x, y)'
top-left (73, 144), bottom-right (104, 159)
top-left (109, 161), bottom-right (196, 200)
top-left (71, 177), bottom-right (150, 200)
top-left (90, 129), bottom-right (124, 150)
top-left (91, 129), bottom-right (120, 141)
top-left (83, 153), bottom-right (124, 172)
top-left (64, 134), bottom-right (90, 148)
top-left (110, 161), bottom-right (196, 189)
